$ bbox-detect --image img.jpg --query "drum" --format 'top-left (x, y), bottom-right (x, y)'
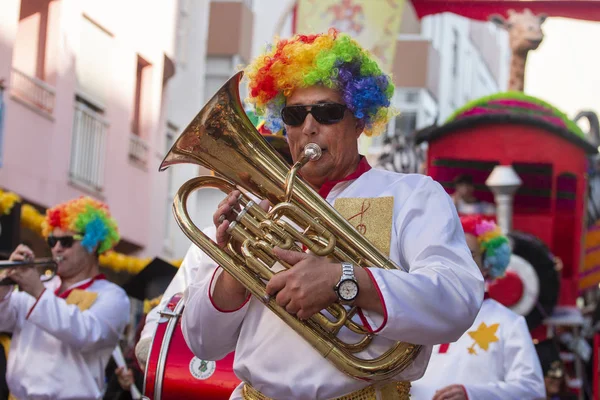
top-left (488, 230), bottom-right (560, 330)
top-left (143, 294), bottom-right (241, 399)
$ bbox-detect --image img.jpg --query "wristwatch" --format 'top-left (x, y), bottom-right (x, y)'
top-left (334, 262), bottom-right (359, 303)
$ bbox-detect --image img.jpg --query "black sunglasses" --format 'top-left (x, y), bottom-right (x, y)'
top-left (281, 103), bottom-right (347, 126)
top-left (47, 235), bottom-right (82, 249)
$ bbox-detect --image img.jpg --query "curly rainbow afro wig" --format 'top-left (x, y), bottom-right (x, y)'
top-left (245, 28), bottom-right (395, 137)
top-left (42, 196), bottom-right (120, 254)
top-left (461, 215), bottom-right (511, 279)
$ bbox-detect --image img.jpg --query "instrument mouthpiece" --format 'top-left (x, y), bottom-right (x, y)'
top-left (304, 143), bottom-right (322, 161)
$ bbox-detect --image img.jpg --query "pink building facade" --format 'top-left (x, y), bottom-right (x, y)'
top-left (0, 0), bottom-right (178, 257)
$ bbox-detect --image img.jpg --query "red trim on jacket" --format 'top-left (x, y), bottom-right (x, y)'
top-left (356, 268), bottom-right (388, 333)
top-left (25, 288), bottom-right (47, 319)
top-left (438, 343), bottom-right (450, 353)
top-left (208, 267), bottom-right (251, 313)
top-left (461, 385), bottom-right (469, 399)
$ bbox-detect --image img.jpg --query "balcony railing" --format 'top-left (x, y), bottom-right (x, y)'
top-left (69, 101), bottom-right (108, 192)
top-left (10, 68), bottom-right (56, 115)
top-left (129, 134), bottom-right (149, 166)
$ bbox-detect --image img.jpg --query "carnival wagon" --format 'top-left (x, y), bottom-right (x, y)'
top-left (415, 92), bottom-right (599, 398)
top-left (416, 93), bottom-right (597, 336)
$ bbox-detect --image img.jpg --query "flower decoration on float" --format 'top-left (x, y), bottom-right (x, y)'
top-left (446, 91), bottom-right (585, 139)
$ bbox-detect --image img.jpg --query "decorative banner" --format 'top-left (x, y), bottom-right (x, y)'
top-left (582, 220), bottom-right (600, 291)
top-left (295, 0), bottom-right (406, 73)
top-left (409, 0), bottom-right (600, 23)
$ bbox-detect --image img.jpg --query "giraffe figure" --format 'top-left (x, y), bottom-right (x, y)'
top-left (490, 9), bottom-right (547, 92)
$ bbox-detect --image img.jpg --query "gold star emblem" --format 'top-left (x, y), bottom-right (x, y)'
top-left (466, 322), bottom-right (499, 355)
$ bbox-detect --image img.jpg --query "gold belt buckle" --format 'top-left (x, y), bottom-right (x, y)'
top-left (242, 381), bottom-right (411, 400)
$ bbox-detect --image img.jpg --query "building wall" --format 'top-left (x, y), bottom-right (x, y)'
top-left (0, 1), bottom-right (22, 94)
top-left (163, 0), bottom-right (255, 258)
top-left (366, 10), bottom-right (509, 164)
top-left (421, 12), bottom-right (510, 122)
top-left (0, 0), bottom-right (178, 256)
top-left (162, 0), bottom-right (214, 259)
top-left (251, 0), bottom-right (293, 58)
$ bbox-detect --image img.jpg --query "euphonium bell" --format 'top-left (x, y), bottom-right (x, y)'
top-left (159, 71), bottom-right (421, 381)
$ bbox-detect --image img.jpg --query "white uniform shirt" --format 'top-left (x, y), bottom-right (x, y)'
top-left (0, 276), bottom-right (130, 400)
top-left (140, 239), bottom-right (211, 342)
top-left (181, 167), bottom-right (485, 400)
top-left (411, 298), bottom-right (546, 400)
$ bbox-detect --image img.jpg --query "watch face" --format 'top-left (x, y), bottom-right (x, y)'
top-left (338, 279), bottom-right (359, 301)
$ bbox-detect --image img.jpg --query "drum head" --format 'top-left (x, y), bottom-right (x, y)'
top-left (488, 231), bottom-right (560, 330)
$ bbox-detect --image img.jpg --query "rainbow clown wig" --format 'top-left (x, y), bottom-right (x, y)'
top-left (245, 28), bottom-right (395, 137)
top-left (461, 215), bottom-right (511, 279)
top-left (42, 196), bottom-right (120, 254)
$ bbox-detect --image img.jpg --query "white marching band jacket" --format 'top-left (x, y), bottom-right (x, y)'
top-left (180, 168), bottom-right (485, 400)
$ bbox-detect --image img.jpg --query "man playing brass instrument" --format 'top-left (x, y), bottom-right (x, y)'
top-left (0, 197), bottom-right (130, 399)
top-left (182, 30), bottom-right (484, 399)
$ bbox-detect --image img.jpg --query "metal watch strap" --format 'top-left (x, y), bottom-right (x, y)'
top-left (337, 262), bottom-right (358, 303)
top-left (341, 262), bottom-right (355, 280)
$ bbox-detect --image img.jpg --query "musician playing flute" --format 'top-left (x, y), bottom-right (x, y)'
top-left (0, 197), bottom-right (130, 399)
top-left (411, 216), bottom-right (545, 400)
top-left (182, 29), bottom-right (485, 400)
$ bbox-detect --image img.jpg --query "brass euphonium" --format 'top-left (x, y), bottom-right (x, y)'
top-left (159, 71), bottom-right (421, 381)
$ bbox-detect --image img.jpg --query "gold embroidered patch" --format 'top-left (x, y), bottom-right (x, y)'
top-left (467, 322), bottom-right (500, 354)
top-left (334, 197), bottom-right (394, 255)
top-left (65, 289), bottom-right (98, 311)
